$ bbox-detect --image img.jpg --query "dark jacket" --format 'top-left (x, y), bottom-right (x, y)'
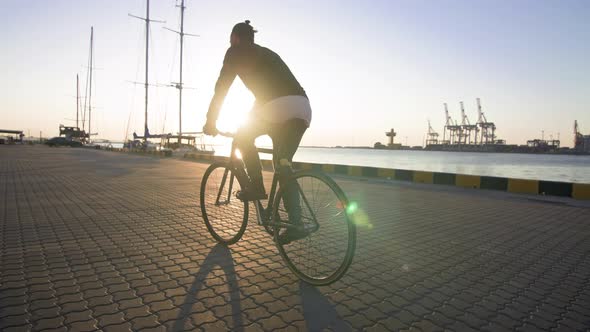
top-left (207, 44), bottom-right (307, 122)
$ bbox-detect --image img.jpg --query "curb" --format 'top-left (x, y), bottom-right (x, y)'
top-left (182, 152), bottom-right (590, 200)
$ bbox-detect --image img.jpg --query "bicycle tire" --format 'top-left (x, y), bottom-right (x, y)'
top-left (200, 162), bottom-right (249, 245)
top-left (272, 170), bottom-right (356, 285)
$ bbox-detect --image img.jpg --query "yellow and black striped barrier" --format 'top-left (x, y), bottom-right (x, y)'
top-left (182, 153), bottom-right (590, 200)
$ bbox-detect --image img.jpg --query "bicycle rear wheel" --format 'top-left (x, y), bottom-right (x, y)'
top-left (200, 162), bottom-right (248, 245)
top-left (272, 170), bottom-right (356, 285)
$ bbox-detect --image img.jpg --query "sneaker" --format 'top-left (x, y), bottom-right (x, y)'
top-left (236, 184), bottom-right (267, 201)
top-left (278, 227), bottom-right (309, 245)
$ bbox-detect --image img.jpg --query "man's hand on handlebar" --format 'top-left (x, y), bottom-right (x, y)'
top-left (203, 121), bottom-right (219, 137)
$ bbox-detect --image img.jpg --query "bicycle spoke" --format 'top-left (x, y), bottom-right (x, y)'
top-left (297, 181), bottom-right (318, 226)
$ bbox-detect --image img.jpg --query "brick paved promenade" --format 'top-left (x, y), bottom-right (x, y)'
top-left (1, 145), bottom-right (589, 331)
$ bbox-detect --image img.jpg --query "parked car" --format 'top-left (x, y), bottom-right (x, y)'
top-left (45, 137), bottom-right (83, 147)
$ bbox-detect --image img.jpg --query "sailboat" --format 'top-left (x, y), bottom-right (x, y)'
top-left (60, 28), bottom-right (95, 144)
top-left (126, 0), bottom-right (213, 154)
top-left (127, 0), bottom-right (162, 149)
top-left (163, 0), bottom-right (213, 154)
top-left (59, 74), bottom-right (89, 142)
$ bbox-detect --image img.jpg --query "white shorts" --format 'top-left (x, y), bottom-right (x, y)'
top-left (250, 95), bottom-right (312, 127)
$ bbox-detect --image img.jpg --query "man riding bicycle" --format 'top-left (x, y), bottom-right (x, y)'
top-left (202, 20), bottom-right (312, 244)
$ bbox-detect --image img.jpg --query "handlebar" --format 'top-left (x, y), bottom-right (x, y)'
top-left (208, 130), bottom-right (273, 155)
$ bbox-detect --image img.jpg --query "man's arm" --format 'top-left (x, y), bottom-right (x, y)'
top-left (205, 48), bottom-right (237, 126)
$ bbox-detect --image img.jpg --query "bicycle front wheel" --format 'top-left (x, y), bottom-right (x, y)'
top-left (200, 162), bottom-right (248, 245)
top-left (273, 170), bottom-right (356, 285)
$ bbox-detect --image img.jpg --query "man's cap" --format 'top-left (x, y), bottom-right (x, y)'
top-left (231, 20), bottom-right (257, 42)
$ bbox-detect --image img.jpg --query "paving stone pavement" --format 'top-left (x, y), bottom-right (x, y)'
top-left (1, 145), bottom-right (590, 331)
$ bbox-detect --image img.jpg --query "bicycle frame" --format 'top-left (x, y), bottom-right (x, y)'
top-left (214, 139), bottom-right (319, 231)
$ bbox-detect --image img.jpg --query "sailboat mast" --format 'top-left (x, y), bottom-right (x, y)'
top-left (178, 0), bottom-right (185, 144)
top-left (164, 0), bottom-right (197, 144)
top-left (130, 0), bottom-right (164, 143)
top-left (88, 26), bottom-right (94, 141)
top-left (144, 0), bottom-right (150, 141)
top-left (76, 74), bottom-right (79, 129)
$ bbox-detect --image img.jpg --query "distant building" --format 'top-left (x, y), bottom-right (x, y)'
top-left (374, 142), bottom-right (386, 149)
top-left (577, 135), bottom-right (590, 153)
top-left (0, 129), bottom-right (24, 144)
top-left (574, 120), bottom-right (590, 153)
top-left (375, 129), bottom-right (402, 150)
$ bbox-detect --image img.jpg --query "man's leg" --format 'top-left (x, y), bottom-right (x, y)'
top-left (270, 120), bottom-right (308, 244)
top-left (235, 122), bottom-right (268, 200)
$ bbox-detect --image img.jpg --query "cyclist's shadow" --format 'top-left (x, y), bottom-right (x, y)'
top-left (300, 281), bottom-right (351, 331)
top-left (173, 243), bottom-right (243, 332)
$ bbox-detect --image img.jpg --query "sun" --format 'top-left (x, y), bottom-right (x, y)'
top-left (213, 80), bottom-right (274, 151)
top-left (216, 81), bottom-right (253, 133)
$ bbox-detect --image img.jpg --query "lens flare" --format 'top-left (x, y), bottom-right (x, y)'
top-left (346, 201), bottom-right (372, 229)
top-left (346, 202), bottom-right (358, 214)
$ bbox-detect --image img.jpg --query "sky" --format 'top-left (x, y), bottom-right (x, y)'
top-left (1, 0), bottom-right (589, 147)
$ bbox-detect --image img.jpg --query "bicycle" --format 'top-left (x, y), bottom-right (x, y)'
top-left (199, 131), bottom-right (356, 285)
